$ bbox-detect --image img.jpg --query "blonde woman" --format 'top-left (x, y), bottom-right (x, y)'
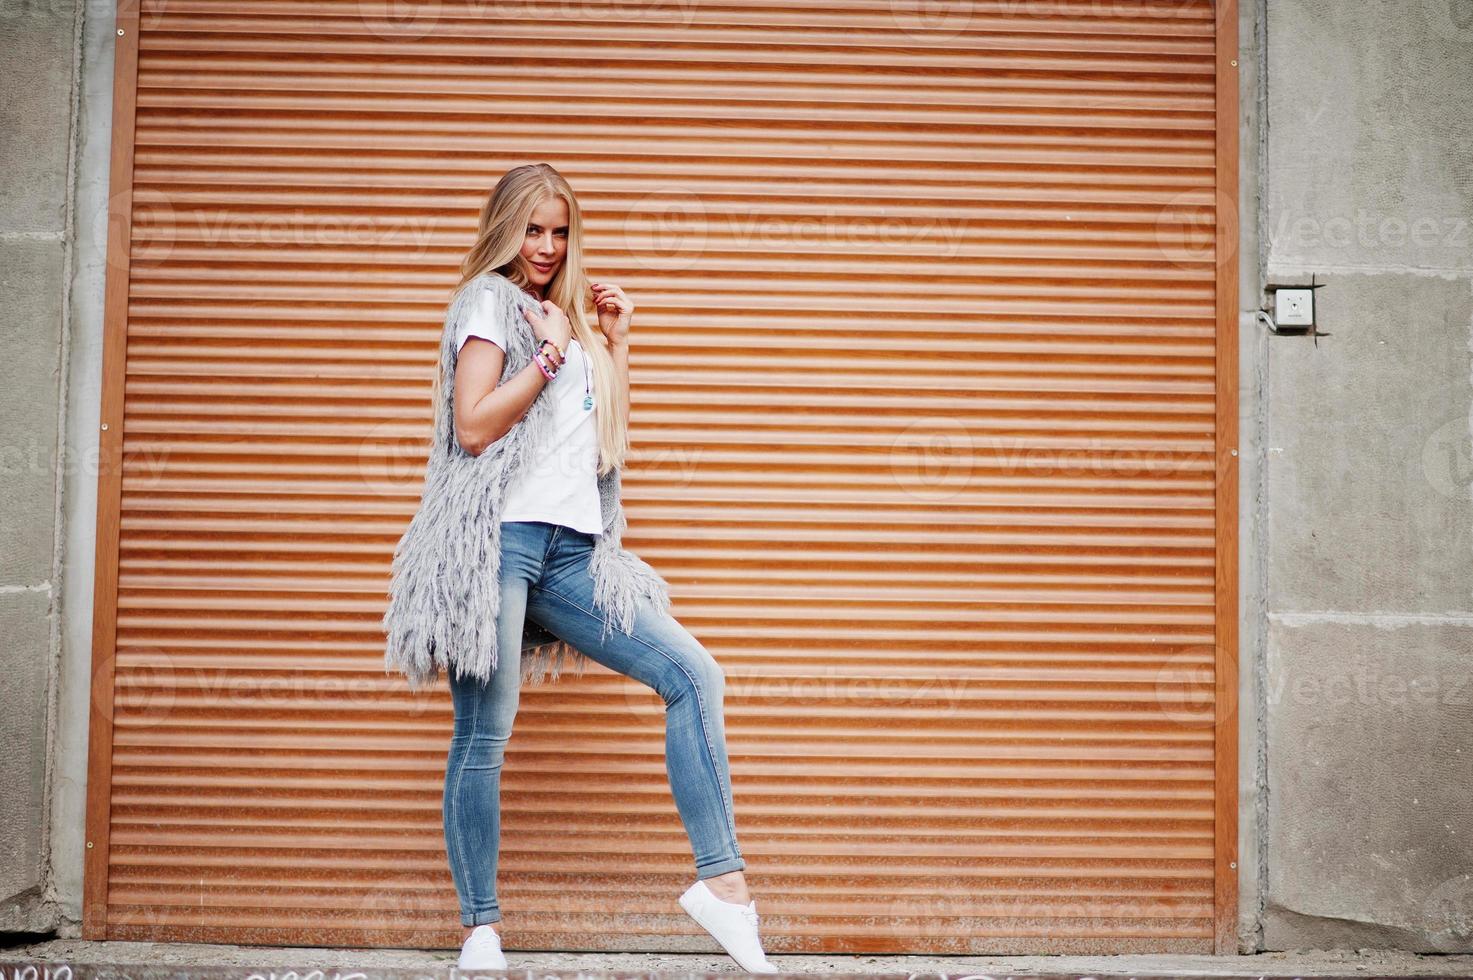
top-left (380, 164), bottom-right (777, 973)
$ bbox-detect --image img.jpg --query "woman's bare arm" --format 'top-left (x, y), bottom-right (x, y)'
top-left (590, 280), bottom-right (634, 427)
top-left (452, 338), bottom-right (555, 456)
top-left (608, 336), bottom-right (630, 427)
top-left (453, 299), bottom-right (572, 456)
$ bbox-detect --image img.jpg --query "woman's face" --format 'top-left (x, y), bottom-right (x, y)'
top-left (520, 196), bottom-right (570, 296)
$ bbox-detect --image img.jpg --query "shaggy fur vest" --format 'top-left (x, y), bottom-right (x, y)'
top-left (380, 271), bottom-right (673, 691)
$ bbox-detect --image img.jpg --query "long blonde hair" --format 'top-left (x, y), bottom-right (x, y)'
top-left (431, 163), bottom-right (628, 475)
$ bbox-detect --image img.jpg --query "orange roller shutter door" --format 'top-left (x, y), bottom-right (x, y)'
top-left (86, 0), bottom-right (1239, 954)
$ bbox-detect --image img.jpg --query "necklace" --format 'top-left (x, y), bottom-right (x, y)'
top-left (580, 341), bottom-right (593, 411)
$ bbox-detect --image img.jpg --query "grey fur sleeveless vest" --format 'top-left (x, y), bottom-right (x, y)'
top-left (380, 271), bottom-right (673, 691)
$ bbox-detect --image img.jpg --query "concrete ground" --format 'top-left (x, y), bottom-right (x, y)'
top-left (3, 939), bottom-right (1473, 978)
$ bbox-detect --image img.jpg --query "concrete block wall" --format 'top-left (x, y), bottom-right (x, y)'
top-left (0, 0), bottom-right (84, 936)
top-left (1257, 0), bottom-right (1473, 953)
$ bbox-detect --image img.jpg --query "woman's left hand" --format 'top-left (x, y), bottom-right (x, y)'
top-left (590, 281), bottom-right (633, 347)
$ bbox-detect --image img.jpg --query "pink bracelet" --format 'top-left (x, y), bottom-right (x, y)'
top-left (533, 350), bottom-right (557, 380)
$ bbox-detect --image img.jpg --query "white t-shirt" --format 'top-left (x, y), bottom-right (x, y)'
top-left (455, 287), bottom-right (604, 534)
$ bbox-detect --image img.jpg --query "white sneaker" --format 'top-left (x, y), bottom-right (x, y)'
top-left (678, 878), bottom-right (779, 973)
top-left (458, 923), bottom-right (507, 971)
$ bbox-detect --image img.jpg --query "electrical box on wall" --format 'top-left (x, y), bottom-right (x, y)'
top-left (1275, 288), bottom-right (1314, 327)
top-left (1261, 277), bottom-right (1326, 337)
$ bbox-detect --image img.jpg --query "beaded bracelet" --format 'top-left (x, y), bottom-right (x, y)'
top-left (537, 337), bottom-right (564, 363)
top-left (533, 349), bottom-right (558, 380)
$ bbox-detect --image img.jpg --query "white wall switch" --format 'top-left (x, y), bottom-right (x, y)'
top-left (1275, 288), bottom-right (1315, 327)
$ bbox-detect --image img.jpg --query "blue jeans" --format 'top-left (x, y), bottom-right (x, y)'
top-left (443, 519), bottom-right (747, 927)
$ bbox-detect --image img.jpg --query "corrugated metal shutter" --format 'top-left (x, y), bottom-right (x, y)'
top-left (86, 0), bottom-right (1240, 954)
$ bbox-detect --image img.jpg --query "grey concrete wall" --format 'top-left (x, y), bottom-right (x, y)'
top-left (1259, 0), bottom-right (1473, 953)
top-left (1237, 0), bottom-right (1272, 954)
top-left (50, 0), bottom-right (118, 939)
top-left (0, 0), bottom-right (84, 935)
top-left (1237, 0), bottom-right (1267, 954)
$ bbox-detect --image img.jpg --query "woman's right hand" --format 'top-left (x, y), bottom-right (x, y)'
top-left (524, 300), bottom-right (573, 357)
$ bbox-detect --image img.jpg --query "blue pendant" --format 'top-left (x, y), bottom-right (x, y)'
top-left (583, 395), bottom-right (594, 410)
